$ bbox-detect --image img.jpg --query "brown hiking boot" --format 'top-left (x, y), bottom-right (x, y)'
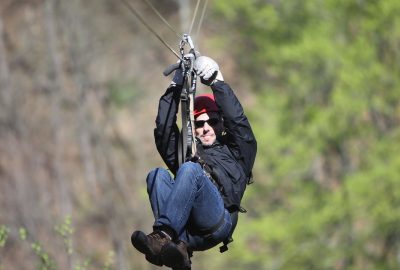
top-left (161, 241), bottom-right (191, 270)
top-left (131, 230), bottom-right (172, 266)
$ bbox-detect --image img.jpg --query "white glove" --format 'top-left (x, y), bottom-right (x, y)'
top-left (194, 56), bottom-right (224, 85)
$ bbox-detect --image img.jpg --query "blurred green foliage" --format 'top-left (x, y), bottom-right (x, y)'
top-left (30, 242), bottom-right (57, 270)
top-left (209, 0), bottom-right (400, 269)
top-left (108, 80), bottom-right (141, 108)
top-left (54, 215), bottom-right (74, 256)
top-left (0, 226), bottom-right (8, 248)
top-left (0, 217), bottom-right (114, 270)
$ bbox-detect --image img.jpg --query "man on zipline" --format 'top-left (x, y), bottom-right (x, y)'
top-left (131, 55), bottom-right (257, 269)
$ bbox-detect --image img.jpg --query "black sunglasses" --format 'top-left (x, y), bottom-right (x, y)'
top-left (194, 118), bottom-right (220, 128)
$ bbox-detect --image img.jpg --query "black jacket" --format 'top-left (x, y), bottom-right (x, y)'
top-left (154, 81), bottom-right (257, 212)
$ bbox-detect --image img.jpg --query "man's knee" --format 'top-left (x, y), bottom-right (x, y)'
top-left (176, 162), bottom-right (204, 185)
top-left (178, 162), bottom-right (202, 174)
top-left (146, 168), bottom-right (171, 189)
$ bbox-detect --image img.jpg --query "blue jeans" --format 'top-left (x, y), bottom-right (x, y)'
top-left (146, 162), bottom-right (233, 251)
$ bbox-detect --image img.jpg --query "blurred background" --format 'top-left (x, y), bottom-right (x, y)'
top-left (0, 0), bottom-right (400, 269)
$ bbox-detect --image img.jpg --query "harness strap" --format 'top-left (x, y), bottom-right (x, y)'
top-left (177, 48), bottom-right (197, 167)
top-left (220, 211), bottom-right (238, 253)
top-left (189, 210), bottom-right (226, 237)
top-left (178, 88), bottom-right (189, 166)
top-left (188, 210), bottom-right (239, 253)
top-left (188, 86), bottom-right (197, 156)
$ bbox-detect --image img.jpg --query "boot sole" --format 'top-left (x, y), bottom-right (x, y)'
top-left (161, 242), bottom-right (191, 270)
top-left (131, 231), bottom-right (163, 266)
top-left (131, 231), bottom-right (152, 255)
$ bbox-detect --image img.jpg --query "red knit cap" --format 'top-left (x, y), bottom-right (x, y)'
top-left (194, 93), bottom-right (219, 117)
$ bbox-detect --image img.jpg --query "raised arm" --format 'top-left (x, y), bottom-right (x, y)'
top-left (212, 81), bottom-right (257, 177)
top-left (154, 84), bottom-right (182, 175)
top-left (194, 56), bottom-right (257, 177)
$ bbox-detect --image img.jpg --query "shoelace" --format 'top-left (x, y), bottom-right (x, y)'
top-left (149, 230), bottom-right (172, 241)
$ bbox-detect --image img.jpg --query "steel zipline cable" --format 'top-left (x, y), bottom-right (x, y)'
top-left (142, 0), bottom-right (181, 39)
top-left (194, 0), bottom-right (209, 42)
top-left (119, 0), bottom-right (181, 59)
top-left (188, 0), bottom-right (202, 35)
top-left (119, 0), bottom-right (209, 59)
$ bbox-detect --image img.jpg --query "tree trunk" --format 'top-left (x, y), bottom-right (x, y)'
top-left (44, 0), bottom-right (72, 217)
top-left (64, 0), bottom-right (98, 196)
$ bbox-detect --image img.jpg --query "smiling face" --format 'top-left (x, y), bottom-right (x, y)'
top-left (194, 112), bottom-right (223, 146)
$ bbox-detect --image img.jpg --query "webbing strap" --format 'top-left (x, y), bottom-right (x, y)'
top-left (188, 85), bottom-right (197, 156)
top-left (189, 210), bottom-right (226, 236)
top-left (178, 74), bottom-right (194, 167)
top-left (178, 92), bottom-right (189, 166)
top-left (177, 52), bottom-right (197, 167)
